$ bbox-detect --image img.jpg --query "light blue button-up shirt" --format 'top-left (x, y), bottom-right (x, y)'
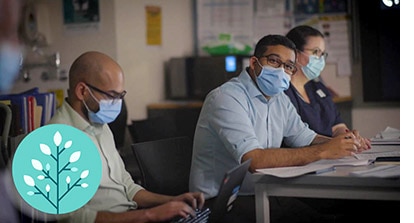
top-left (189, 69), bottom-right (316, 199)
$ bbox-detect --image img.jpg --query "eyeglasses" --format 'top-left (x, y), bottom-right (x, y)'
top-left (85, 83), bottom-right (127, 104)
top-left (260, 54), bottom-right (298, 75)
top-left (303, 48), bottom-right (328, 59)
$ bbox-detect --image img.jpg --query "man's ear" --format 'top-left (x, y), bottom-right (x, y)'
top-left (74, 82), bottom-right (87, 101)
top-left (249, 56), bottom-right (257, 67)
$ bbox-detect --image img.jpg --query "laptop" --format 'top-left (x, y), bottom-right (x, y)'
top-left (171, 159), bottom-right (251, 223)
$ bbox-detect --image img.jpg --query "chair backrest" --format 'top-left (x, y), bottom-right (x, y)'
top-left (131, 136), bottom-right (193, 196)
top-left (108, 99), bottom-right (128, 149)
top-left (128, 116), bottom-right (178, 143)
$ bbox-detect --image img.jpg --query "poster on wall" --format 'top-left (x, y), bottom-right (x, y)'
top-left (196, 0), bottom-right (254, 56)
top-left (146, 5), bottom-right (162, 45)
top-left (62, 0), bottom-right (100, 34)
top-left (253, 0), bottom-right (293, 41)
top-left (318, 15), bottom-right (352, 77)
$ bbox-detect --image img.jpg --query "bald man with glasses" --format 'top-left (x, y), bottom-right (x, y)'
top-left (49, 51), bottom-right (205, 223)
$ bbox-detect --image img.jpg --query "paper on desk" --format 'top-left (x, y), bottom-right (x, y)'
top-left (314, 157), bottom-right (374, 166)
top-left (256, 164), bottom-right (334, 178)
top-left (256, 157), bottom-right (373, 178)
top-left (362, 145), bottom-right (400, 153)
top-left (350, 165), bottom-right (400, 178)
top-left (371, 126), bottom-right (400, 145)
top-left (353, 144), bottom-right (400, 160)
top-left (354, 151), bottom-right (400, 160)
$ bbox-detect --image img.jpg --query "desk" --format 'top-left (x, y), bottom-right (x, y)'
top-left (253, 164), bottom-right (400, 223)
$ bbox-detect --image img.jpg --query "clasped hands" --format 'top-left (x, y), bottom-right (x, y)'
top-left (345, 129), bottom-right (371, 153)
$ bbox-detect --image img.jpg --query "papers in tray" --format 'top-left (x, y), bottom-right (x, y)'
top-left (370, 126), bottom-right (400, 145)
top-left (256, 157), bottom-right (374, 178)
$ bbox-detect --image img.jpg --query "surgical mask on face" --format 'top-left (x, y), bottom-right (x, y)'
top-left (0, 42), bottom-right (22, 93)
top-left (83, 88), bottom-right (122, 124)
top-left (301, 55), bottom-right (325, 80)
top-left (255, 59), bottom-right (291, 97)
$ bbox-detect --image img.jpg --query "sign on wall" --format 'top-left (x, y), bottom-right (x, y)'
top-left (63, 0), bottom-right (100, 34)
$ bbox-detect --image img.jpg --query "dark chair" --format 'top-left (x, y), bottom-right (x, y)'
top-left (128, 116), bottom-right (179, 143)
top-left (108, 99), bottom-right (128, 149)
top-left (131, 136), bottom-right (193, 196)
top-left (0, 102), bottom-right (12, 169)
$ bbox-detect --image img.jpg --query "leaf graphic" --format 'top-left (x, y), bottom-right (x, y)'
top-left (66, 176), bottom-right (71, 184)
top-left (69, 151), bottom-right (81, 163)
top-left (54, 131), bottom-right (62, 147)
top-left (39, 144), bottom-right (51, 155)
top-left (24, 175), bottom-right (35, 187)
top-left (45, 163), bottom-right (50, 171)
top-left (46, 184), bottom-right (50, 192)
top-left (37, 175), bottom-right (45, 180)
top-left (27, 191), bottom-right (35, 196)
top-left (71, 167), bottom-right (78, 172)
top-left (81, 183), bottom-right (89, 188)
top-left (32, 159), bottom-right (43, 171)
top-left (64, 140), bottom-right (73, 149)
top-left (80, 170), bottom-right (89, 179)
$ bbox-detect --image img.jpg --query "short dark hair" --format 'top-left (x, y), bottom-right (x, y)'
top-left (253, 34), bottom-right (297, 58)
top-left (285, 25), bottom-right (324, 51)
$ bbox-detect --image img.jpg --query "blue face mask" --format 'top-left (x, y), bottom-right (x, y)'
top-left (301, 55), bottom-right (325, 80)
top-left (255, 60), bottom-right (291, 97)
top-left (83, 88), bottom-right (122, 124)
top-left (0, 42), bottom-right (22, 93)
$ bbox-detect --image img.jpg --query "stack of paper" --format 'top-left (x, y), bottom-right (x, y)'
top-left (350, 165), bottom-right (400, 178)
top-left (370, 126), bottom-right (400, 145)
top-left (353, 145), bottom-right (400, 161)
top-left (256, 157), bottom-right (374, 178)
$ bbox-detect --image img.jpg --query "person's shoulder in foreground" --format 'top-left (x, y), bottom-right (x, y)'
top-left (285, 25), bottom-right (371, 145)
top-left (49, 51), bottom-right (205, 223)
top-left (0, 0), bottom-right (23, 222)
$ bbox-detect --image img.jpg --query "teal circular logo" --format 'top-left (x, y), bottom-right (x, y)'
top-left (12, 124), bottom-right (102, 214)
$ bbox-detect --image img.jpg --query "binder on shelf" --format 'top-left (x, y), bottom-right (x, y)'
top-left (0, 94), bottom-right (28, 135)
top-left (0, 88), bottom-right (57, 135)
top-left (0, 102), bottom-right (24, 136)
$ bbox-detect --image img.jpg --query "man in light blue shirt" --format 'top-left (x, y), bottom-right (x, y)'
top-left (189, 35), bottom-right (361, 223)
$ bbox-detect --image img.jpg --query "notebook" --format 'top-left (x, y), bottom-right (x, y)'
top-left (171, 159), bottom-right (251, 223)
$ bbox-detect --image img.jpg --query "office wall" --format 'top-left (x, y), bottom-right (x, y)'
top-left (9, 0), bottom-right (399, 137)
top-left (11, 0), bottom-right (117, 97)
top-left (113, 0), bottom-right (194, 122)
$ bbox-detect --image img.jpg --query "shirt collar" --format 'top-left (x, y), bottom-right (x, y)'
top-left (61, 100), bottom-right (103, 136)
top-left (239, 68), bottom-right (276, 102)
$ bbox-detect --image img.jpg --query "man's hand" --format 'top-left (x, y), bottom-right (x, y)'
top-left (172, 192), bottom-right (205, 210)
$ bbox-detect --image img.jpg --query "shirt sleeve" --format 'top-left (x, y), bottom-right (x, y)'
top-left (207, 88), bottom-right (262, 162)
top-left (121, 164), bottom-right (143, 201)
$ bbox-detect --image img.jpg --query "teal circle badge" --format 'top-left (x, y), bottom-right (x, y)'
top-left (12, 124), bottom-right (102, 214)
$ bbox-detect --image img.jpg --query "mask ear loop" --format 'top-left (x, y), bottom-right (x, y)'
top-left (252, 57), bottom-right (265, 78)
top-left (296, 50), bottom-right (308, 68)
top-left (85, 86), bottom-right (100, 103)
top-left (83, 86), bottom-right (100, 114)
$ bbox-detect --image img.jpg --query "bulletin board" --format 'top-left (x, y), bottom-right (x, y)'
top-left (195, 0), bottom-right (352, 76)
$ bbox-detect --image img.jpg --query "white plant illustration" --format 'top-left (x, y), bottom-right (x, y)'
top-left (23, 131), bottom-right (90, 214)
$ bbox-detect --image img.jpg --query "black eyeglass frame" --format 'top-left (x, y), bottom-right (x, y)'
top-left (259, 54), bottom-right (298, 75)
top-left (85, 82), bottom-right (127, 102)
